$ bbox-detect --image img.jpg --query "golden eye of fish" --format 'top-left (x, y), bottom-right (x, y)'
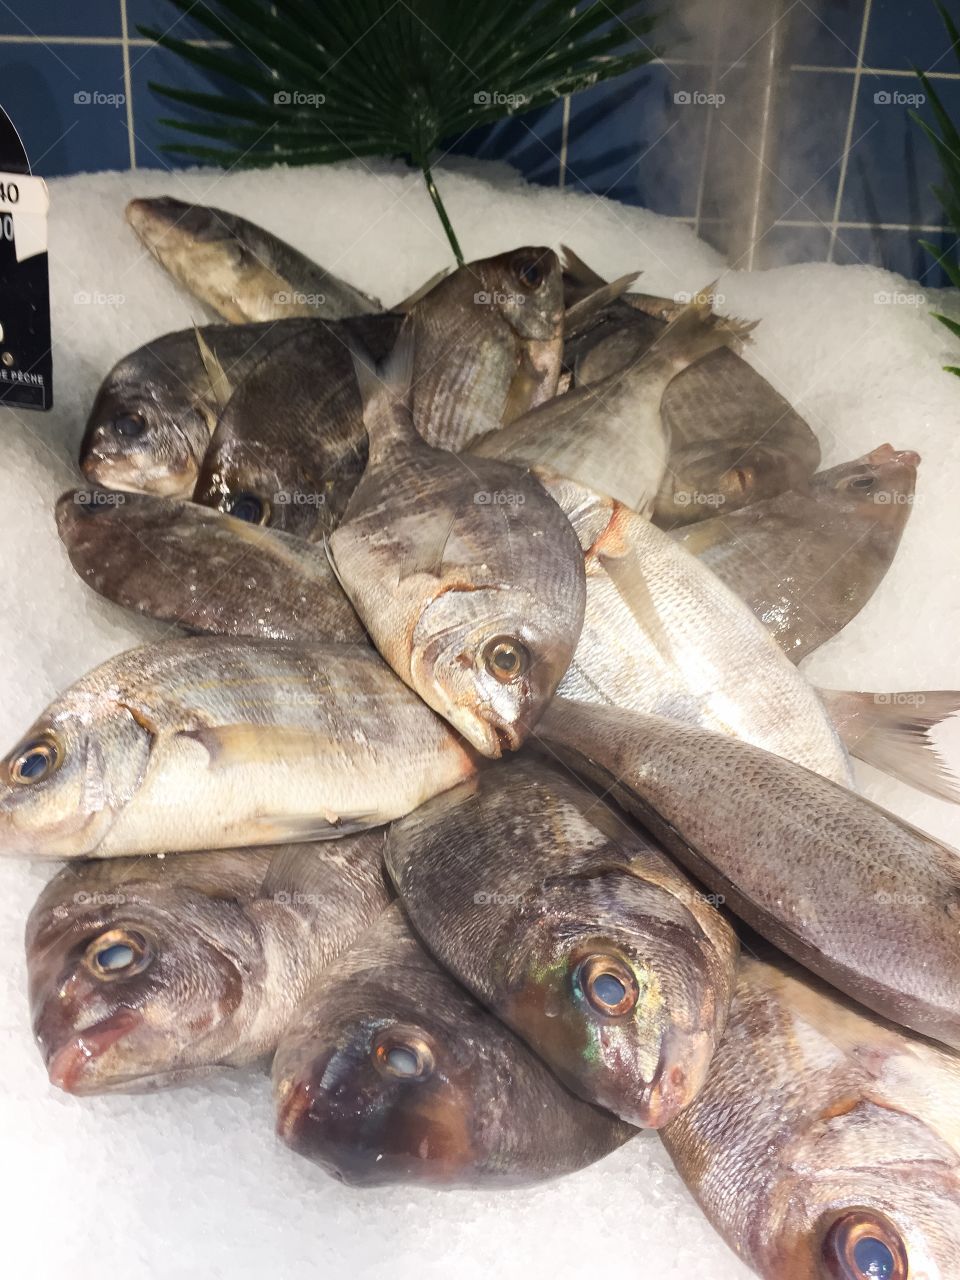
top-left (9, 734), bottom-right (61, 785)
top-left (481, 636), bottom-right (529, 684)
top-left (223, 491), bottom-right (269, 525)
top-left (84, 928), bottom-right (152, 980)
top-left (512, 256), bottom-right (545, 290)
top-left (574, 953), bottom-right (640, 1018)
top-left (372, 1027), bottom-right (435, 1082)
top-left (723, 465), bottom-right (755, 496)
top-left (112, 411), bottom-right (146, 438)
top-left (821, 1209), bottom-right (908, 1280)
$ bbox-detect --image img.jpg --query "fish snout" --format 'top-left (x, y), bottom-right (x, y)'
top-left (865, 443), bottom-right (922, 468)
top-left (40, 1007), bottom-right (143, 1094)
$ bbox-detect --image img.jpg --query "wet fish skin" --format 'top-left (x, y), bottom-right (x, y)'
top-left (539, 697), bottom-right (960, 1051)
top-left (329, 326), bottom-right (586, 758)
top-left (0, 639), bottom-right (477, 859)
top-left (79, 320), bottom-right (311, 498)
top-left (662, 953), bottom-right (960, 1280)
top-left (126, 196), bottom-right (382, 322)
top-left (383, 760), bottom-right (738, 1128)
top-left (26, 834), bottom-right (391, 1094)
top-left (540, 471), bottom-right (852, 786)
top-left (193, 314), bottom-right (401, 539)
top-left (55, 490), bottom-right (366, 644)
top-left (272, 906), bottom-right (635, 1187)
top-left (474, 296), bottom-right (754, 516)
top-left (673, 444), bottom-right (920, 662)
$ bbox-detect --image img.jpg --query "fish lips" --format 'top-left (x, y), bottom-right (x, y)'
top-left (40, 1007), bottom-right (144, 1095)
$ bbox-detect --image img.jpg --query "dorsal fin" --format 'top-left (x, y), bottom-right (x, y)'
top-left (193, 325), bottom-right (234, 409)
top-left (350, 319), bottom-right (417, 458)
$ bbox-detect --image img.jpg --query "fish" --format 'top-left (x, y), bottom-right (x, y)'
top-left (472, 295), bottom-right (755, 516)
top-left (328, 324), bottom-right (586, 758)
top-left (0, 639), bottom-right (477, 859)
top-left (538, 697), bottom-right (960, 1051)
top-left (272, 906), bottom-right (636, 1187)
top-left (672, 445), bottom-right (920, 662)
top-left (55, 490), bottom-right (366, 644)
top-left (405, 246), bottom-right (565, 450)
top-left (126, 196), bottom-right (382, 322)
top-left (662, 952), bottom-right (960, 1280)
top-left (79, 319), bottom-right (311, 498)
top-left (383, 759), bottom-right (738, 1127)
top-left (193, 314), bottom-right (401, 538)
top-left (538, 471), bottom-right (853, 786)
top-left (26, 833), bottom-right (391, 1094)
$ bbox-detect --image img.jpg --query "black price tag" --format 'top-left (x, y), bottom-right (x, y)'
top-left (0, 104), bottom-right (52, 412)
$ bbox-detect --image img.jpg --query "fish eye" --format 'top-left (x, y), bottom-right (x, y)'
top-left (372, 1027), bottom-right (435, 1082)
top-left (574, 953), bottom-right (640, 1017)
top-left (84, 928), bottom-right (152, 980)
top-left (846, 473), bottom-right (876, 492)
top-left (9, 734), bottom-right (61, 785)
top-left (821, 1209), bottom-right (908, 1280)
top-left (223, 491), bottom-right (268, 524)
top-left (113, 412), bottom-right (146, 438)
top-left (513, 257), bottom-right (545, 290)
top-left (481, 636), bottom-right (529, 684)
top-left (723, 465), bottom-right (755, 495)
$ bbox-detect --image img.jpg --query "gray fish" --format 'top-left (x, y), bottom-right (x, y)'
top-left (272, 906), bottom-right (635, 1187)
top-left (663, 952), bottom-right (960, 1280)
top-left (328, 324), bottom-right (586, 758)
top-left (55, 490), bottom-right (366, 644)
top-left (193, 314), bottom-right (400, 539)
top-left (0, 639), bottom-right (477, 859)
top-left (26, 834), bottom-right (391, 1094)
top-left (473, 295), bottom-right (755, 516)
top-left (126, 196), bottom-right (382, 321)
top-left (383, 759), bottom-right (738, 1128)
top-left (539, 697), bottom-right (960, 1051)
top-left (79, 319), bottom-right (311, 498)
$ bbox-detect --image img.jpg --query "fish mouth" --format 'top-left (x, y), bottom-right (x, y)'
top-left (442, 705), bottom-right (522, 758)
top-left (275, 1075), bottom-right (314, 1145)
top-left (865, 443), bottom-right (921, 467)
top-left (45, 1008), bottom-right (143, 1094)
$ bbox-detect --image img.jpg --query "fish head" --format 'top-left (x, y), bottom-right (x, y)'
top-left (0, 694), bottom-right (153, 858)
top-left (26, 871), bottom-right (256, 1093)
top-left (478, 247), bottom-right (564, 342)
top-left (812, 443), bottom-right (920, 529)
top-left (80, 360), bottom-right (213, 497)
top-left (409, 584), bottom-right (580, 757)
top-left (661, 442), bottom-right (817, 522)
top-left (273, 970), bottom-right (485, 1186)
top-left (757, 1099), bottom-right (960, 1278)
top-left (194, 436), bottom-right (325, 538)
top-left (491, 866), bottom-right (724, 1127)
top-left (126, 196), bottom-right (240, 289)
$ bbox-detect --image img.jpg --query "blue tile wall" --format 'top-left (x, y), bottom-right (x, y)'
top-left (0, 0), bottom-right (958, 285)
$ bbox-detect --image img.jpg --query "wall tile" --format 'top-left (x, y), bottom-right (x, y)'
top-left (866, 0), bottom-right (957, 73)
top-left (0, 0), bottom-right (121, 39)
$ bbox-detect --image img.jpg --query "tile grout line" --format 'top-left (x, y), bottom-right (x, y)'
top-left (119, 0), bottom-right (136, 169)
top-left (693, 0), bottom-right (725, 237)
top-left (558, 94), bottom-right (570, 189)
top-left (828, 0), bottom-right (874, 262)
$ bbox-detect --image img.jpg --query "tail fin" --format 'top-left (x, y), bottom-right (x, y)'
top-left (640, 286), bottom-right (758, 374)
top-left (560, 244), bottom-right (609, 292)
top-left (819, 687), bottom-right (960, 805)
top-left (564, 271), bottom-right (642, 336)
top-left (350, 319), bottom-right (416, 456)
top-left (393, 266), bottom-right (451, 313)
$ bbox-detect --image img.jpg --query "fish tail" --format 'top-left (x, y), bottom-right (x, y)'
top-left (819, 687), bottom-right (960, 805)
top-left (644, 285), bottom-right (757, 373)
top-left (564, 271), bottom-right (642, 335)
top-left (350, 318), bottom-right (417, 454)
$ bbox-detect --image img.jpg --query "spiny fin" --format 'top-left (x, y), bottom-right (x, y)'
top-left (398, 512), bottom-right (456, 581)
top-left (560, 245), bottom-right (609, 289)
top-left (641, 285), bottom-right (757, 370)
top-left (595, 539), bottom-right (674, 667)
top-left (193, 325), bottom-right (234, 409)
top-left (819, 687), bottom-right (960, 805)
top-left (350, 320), bottom-right (417, 454)
top-left (564, 271), bottom-right (641, 334)
top-left (393, 266), bottom-right (451, 312)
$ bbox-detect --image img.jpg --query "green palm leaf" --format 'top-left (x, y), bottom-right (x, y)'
top-left (142, 0), bottom-right (661, 262)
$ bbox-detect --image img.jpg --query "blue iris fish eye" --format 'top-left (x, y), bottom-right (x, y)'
top-left (19, 751), bottom-right (49, 780)
top-left (228, 493), bottom-right (263, 523)
top-left (386, 1046), bottom-right (420, 1077)
top-left (853, 1236), bottom-right (895, 1278)
top-left (97, 943), bottom-right (135, 971)
top-left (593, 972), bottom-right (628, 1006)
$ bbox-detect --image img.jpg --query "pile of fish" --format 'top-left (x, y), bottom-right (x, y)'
top-left (7, 194), bottom-right (960, 1278)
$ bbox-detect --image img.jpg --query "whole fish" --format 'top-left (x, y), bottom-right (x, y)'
top-left (472, 296), bottom-right (754, 516)
top-left (662, 953), bottom-right (960, 1280)
top-left (383, 760), bottom-right (738, 1127)
top-left (539, 697), bottom-right (960, 1051)
top-left (405, 246), bottom-right (565, 450)
top-left (272, 907), bottom-right (635, 1187)
top-left (79, 319), bottom-right (310, 498)
top-left (193, 314), bottom-right (400, 538)
top-left (329, 327), bottom-right (586, 758)
top-left (0, 639), bottom-right (477, 859)
top-left (55, 490), bottom-right (366, 644)
top-left (26, 833), bottom-right (391, 1094)
top-left (126, 196), bottom-right (382, 321)
top-left (673, 444), bottom-right (920, 661)
top-left (539, 471), bottom-right (852, 786)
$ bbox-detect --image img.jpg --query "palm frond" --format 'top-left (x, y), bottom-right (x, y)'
top-left (143, 0), bottom-right (662, 262)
